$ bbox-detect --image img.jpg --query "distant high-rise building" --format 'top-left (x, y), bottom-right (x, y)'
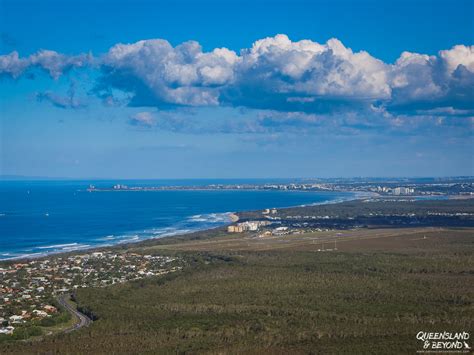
top-left (392, 187), bottom-right (414, 196)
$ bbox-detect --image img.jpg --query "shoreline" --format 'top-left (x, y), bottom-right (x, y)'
top-left (0, 191), bottom-right (357, 263)
top-left (2, 190), bottom-right (465, 263)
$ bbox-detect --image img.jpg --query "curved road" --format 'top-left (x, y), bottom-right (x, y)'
top-left (57, 295), bottom-right (92, 333)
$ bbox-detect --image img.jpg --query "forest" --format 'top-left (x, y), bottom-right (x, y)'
top-left (1, 227), bottom-right (472, 354)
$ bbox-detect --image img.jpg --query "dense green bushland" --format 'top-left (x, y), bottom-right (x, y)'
top-left (238, 199), bottom-right (474, 229)
top-left (239, 199), bottom-right (474, 219)
top-left (3, 235), bottom-right (473, 354)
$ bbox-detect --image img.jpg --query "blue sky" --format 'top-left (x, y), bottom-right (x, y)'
top-left (0, 0), bottom-right (473, 178)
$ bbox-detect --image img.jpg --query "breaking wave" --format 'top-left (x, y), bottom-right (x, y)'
top-left (37, 243), bottom-right (80, 250)
top-left (187, 212), bottom-right (233, 223)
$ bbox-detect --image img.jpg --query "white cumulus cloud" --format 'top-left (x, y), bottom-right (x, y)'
top-left (1, 35), bottom-right (473, 123)
top-left (0, 50), bottom-right (91, 79)
top-left (99, 39), bottom-right (238, 107)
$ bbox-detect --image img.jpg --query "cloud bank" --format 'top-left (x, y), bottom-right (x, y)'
top-left (0, 50), bottom-right (92, 79)
top-left (1, 34), bottom-right (473, 126)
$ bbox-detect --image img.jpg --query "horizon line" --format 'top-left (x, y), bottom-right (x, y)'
top-left (1, 175), bottom-right (473, 181)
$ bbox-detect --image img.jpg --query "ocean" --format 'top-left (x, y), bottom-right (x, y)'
top-left (0, 180), bottom-right (354, 260)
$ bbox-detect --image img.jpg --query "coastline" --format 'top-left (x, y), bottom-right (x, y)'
top-left (4, 189), bottom-right (463, 263)
top-left (3, 189), bottom-right (467, 263)
top-left (0, 190), bottom-right (357, 263)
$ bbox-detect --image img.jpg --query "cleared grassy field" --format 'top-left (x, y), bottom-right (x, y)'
top-left (143, 227), bottom-right (471, 254)
top-left (3, 227), bottom-right (473, 354)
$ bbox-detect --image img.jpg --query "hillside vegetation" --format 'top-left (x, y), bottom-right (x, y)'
top-left (3, 228), bottom-right (473, 354)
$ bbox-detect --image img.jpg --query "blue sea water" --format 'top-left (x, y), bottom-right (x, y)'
top-left (0, 180), bottom-right (354, 260)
